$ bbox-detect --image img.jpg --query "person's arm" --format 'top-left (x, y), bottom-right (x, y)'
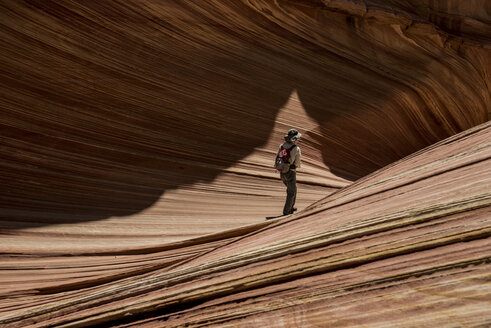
top-left (294, 146), bottom-right (301, 168)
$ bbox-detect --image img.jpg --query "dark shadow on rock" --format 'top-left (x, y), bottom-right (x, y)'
top-left (0, 0), bottom-right (296, 228)
top-left (291, 6), bottom-right (473, 181)
top-left (1, 0), bottom-right (477, 228)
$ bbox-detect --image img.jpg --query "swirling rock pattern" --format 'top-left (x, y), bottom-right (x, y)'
top-left (0, 0), bottom-right (490, 327)
top-left (1, 121), bottom-right (489, 327)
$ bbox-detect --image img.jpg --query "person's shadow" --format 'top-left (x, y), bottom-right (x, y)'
top-left (1, 1), bottom-right (479, 228)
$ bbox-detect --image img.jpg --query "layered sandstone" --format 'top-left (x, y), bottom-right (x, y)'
top-left (0, 0), bottom-right (490, 327)
top-left (2, 118), bottom-right (489, 328)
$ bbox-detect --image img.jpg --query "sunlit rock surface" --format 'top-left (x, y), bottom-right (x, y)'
top-left (0, 0), bottom-right (490, 326)
top-left (2, 121), bottom-right (489, 328)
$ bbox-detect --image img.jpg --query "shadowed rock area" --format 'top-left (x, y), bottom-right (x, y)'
top-left (0, 0), bottom-right (490, 327)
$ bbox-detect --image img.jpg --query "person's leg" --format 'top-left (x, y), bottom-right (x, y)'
top-left (290, 170), bottom-right (297, 211)
top-left (289, 170), bottom-right (297, 212)
top-left (282, 171), bottom-right (297, 215)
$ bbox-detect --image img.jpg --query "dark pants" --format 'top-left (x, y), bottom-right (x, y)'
top-left (281, 170), bottom-right (296, 215)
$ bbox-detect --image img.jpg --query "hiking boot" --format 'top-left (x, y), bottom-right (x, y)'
top-left (282, 208), bottom-right (297, 216)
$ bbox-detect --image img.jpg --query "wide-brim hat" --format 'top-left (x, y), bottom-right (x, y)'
top-left (284, 128), bottom-right (302, 141)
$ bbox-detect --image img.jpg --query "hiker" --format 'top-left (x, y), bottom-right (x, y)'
top-left (274, 129), bottom-right (302, 215)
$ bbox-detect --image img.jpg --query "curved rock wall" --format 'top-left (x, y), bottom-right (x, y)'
top-left (1, 1), bottom-right (489, 244)
top-left (2, 120), bottom-right (489, 328)
top-left (0, 1), bottom-right (490, 326)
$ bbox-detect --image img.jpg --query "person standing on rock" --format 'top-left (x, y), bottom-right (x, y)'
top-left (274, 129), bottom-right (302, 216)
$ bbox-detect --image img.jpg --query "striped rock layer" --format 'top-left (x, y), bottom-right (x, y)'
top-left (0, 0), bottom-right (490, 327)
top-left (1, 117), bottom-right (490, 328)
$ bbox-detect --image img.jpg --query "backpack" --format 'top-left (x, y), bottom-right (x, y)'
top-left (275, 145), bottom-right (296, 173)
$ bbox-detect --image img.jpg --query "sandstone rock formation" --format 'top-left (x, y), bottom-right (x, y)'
top-left (2, 121), bottom-right (489, 327)
top-left (1, 0), bottom-right (490, 327)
